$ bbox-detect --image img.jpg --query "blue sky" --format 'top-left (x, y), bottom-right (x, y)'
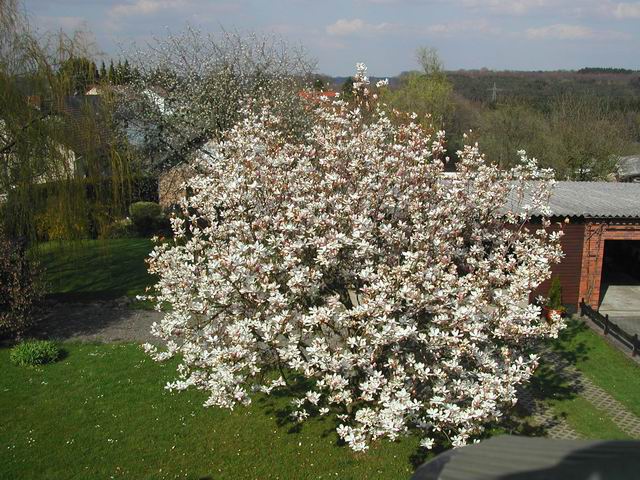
top-left (25, 0), bottom-right (640, 76)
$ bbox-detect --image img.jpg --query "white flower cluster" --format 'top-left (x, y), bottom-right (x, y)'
top-left (145, 64), bottom-right (564, 452)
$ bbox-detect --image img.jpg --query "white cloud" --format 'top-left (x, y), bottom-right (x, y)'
top-left (525, 23), bottom-right (629, 40)
top-left (612, 2), bottom-right (640, 18)
top-left (425, 19), bottom-right (500, 36)
top-left (325, 18), bottom-right (396, 36)
top-left (110, 0), bottom-right (190, 18)
top-left (325, 17), bottom-right (500, 39)
top-left (526, 23), bottom-right (595, 39)
top-left (461, 0), bottom-right (553, 15)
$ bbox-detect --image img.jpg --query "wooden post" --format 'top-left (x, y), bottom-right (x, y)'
top-left (604, 314), bottom-right (609, 336)
top-left (633, 334), bottom-right (638, 357)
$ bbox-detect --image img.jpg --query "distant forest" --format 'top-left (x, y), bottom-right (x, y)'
top-left (326, 67), bottom-right (640, 180)
top-left (445, 70), bottom-right (640, 112)
top-left (330, 69), bottom-right (640, 112)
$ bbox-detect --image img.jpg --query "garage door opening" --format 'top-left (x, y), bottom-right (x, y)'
top-left (599, 240), bottom-right (640, 336)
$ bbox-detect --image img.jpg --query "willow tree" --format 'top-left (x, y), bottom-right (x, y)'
top-left (0, 0), bottom-right (138, 242)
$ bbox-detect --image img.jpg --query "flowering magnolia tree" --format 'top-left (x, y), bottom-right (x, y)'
top-left (145, 64), bottom-right (564, 451)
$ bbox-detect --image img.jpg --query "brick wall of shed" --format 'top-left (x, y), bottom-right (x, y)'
top-left (578, 221), bottom-right (640, 309)
top-left (531, 222), bottom-right (585, 312)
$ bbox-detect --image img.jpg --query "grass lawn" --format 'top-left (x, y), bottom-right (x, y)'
top-left (531, 361), bottom-right (632, 440)
top-left (0, 343), bottom-right (423, 480)
top-left (35, 239), bottom-right (155, 302)
top-left (551, 319), bottom-right (640, 420)
top-left (2, 337), bottom-right (637, 480)
top-left (552, 396), bottom-right (631, 440)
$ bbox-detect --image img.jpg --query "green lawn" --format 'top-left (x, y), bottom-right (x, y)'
top-left (2, 332), bottom-right (638, 480)
top-left (551, 319), bottom-right (640, 420)
top-left (0, 343), bottom-right (423, 480)
top-left (553, 396), bottom-right (631, 440)
top-left (35, 239), bottom-right (155, 302)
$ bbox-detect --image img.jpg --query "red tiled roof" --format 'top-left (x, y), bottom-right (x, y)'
top-left (298, 90), bottom-right (339, 101)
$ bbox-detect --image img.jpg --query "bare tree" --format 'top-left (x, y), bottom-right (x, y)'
top-left (119, 27), bottom-right (316, 173)
top-left (415, 46), bottom-right (443, 77)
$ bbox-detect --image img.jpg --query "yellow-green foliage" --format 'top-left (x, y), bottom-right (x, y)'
top-left (385, 72), bottom-right (454, 128)
top-left (0, 1), bottom-right (139, 243)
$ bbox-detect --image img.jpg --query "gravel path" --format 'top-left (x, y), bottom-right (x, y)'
top-left (32, 299), bottom-right (163, 344)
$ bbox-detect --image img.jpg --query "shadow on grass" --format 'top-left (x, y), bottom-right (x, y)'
top-left (35, 238), bottom-right (156, 302)
top-left (550, 320), bottom-right (591, 366)
top-left (256, 374), bottom-right (328, 436)
top-left (530, 360), bottom-right (581, 403)
top-left (252, 322), bottom-right (594, 473)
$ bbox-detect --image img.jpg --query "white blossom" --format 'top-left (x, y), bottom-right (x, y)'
top-left (147, 63), bottom-right (564, 452)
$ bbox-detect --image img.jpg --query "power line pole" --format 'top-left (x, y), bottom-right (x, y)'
top-left (488, 82), bottom-right (503, 102)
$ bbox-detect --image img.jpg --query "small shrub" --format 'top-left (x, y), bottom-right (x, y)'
top-left (129, 202), bottom-right (164, 236)
top-left (547, 276), bottom-right (563, 310)
top-left (0, 229), bottom-right (44, 337)
top-left (100, 218), bottom-right (136, 239)
top-left (10, 340), bottom-right (61, 367)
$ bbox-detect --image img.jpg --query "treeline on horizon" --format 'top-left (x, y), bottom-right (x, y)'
top-left (329, 67), bottom-right (640, 111)
top-left (322, 56), bottom-right (640, 180)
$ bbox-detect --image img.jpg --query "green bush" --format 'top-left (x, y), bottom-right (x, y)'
top-left (100, 218), bottom-right (136, 239)
top-left (129, 202), bottom-right (164, 236)
top-left (10, 340), bottom-right (61, 367)
top-left (547, 276), bottom-right (563, 310)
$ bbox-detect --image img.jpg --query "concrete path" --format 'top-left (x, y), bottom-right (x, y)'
top-left (599, 271), bottom-right (640, 337)
top-left (543, 350), bottom-right (640, 439)
top-left (600, 283), bottom-right (640, 314)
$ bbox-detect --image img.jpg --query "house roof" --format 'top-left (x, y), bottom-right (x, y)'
top-left (536, 181), bottom-right (640, 219)
top-left (412, 435), bottom-right (640, 480)
top-left (298, 90), bottom-right (339, 102)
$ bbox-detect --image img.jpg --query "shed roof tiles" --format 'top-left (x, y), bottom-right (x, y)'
top-left (539, 181), bottom-right (640, 218)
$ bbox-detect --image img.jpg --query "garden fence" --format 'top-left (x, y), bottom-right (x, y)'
top-left (580, 298), bottom-right (640, 357)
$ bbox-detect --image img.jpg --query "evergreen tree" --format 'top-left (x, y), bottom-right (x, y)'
top-left (115, 60), bottom-right (123, 84)
top-left (108, 60), bottom-right (115, 83)
top-left (99, 60), bottom-right (106, 80)
top-left (57, 56), bottom-right (96, 94)
top-left (341, 77), bottom-right (354, 100)
top-left (122, 59), bottom-right (132, 83)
